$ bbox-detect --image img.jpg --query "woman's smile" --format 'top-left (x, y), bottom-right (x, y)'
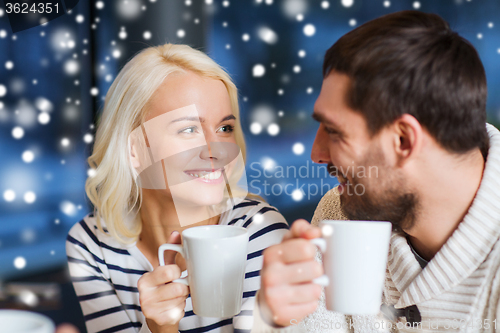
top-left (184, 168), bottom-right (224, 184)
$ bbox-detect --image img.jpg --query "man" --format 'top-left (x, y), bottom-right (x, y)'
top-left (251, 10), bottom-right (500, 332)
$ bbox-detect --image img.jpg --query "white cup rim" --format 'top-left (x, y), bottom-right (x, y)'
top-left (321, 220), bottom-right (392, 227)
top-left (182, 225), bottom-right (248, 240)
top-left (0, 309), bottom-right (55, 333)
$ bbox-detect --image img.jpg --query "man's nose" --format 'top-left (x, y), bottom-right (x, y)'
top-left (311, 125), bottom-right (331, 164)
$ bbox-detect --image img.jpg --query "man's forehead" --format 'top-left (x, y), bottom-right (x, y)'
top-left (314, 75), bottom-right (372, 135)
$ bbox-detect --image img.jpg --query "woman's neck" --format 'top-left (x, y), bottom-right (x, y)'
top-left (137, 189), bottom-right (220, 268)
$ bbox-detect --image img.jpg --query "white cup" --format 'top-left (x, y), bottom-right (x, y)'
top-left (311, 220), bottom-right (392, 315)
top-left (158, 225), bottom-right (249, 317)
top-left (0, 310), bottom-right (55, 333)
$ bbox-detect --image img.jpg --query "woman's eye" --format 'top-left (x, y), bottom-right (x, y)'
top-left (179, 126), bottom-right (197, 134)
top-left (217, 125), bottom-right (234, 133)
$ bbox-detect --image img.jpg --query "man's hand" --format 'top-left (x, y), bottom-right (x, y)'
top-left (55, 323), bottom-right (79, 333)
top-left (259, 219), bottom-right (323, 327)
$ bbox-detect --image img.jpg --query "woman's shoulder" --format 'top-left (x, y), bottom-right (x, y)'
top-left (222, 196), bottom-right (288, 231)
top-left (67, 212), bottom-right (108, 240)
top-left (66, 213), bottom-right (130, 255)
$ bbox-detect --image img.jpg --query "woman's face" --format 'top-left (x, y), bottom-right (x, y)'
top-left (132, 70), bottom-right (241, 213)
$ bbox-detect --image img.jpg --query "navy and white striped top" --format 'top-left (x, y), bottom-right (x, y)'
top-left (66, 198), bottom-right (289, 333)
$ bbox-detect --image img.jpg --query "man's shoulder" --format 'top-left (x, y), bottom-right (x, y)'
top-left (311, 186), bottom-right (346, 226)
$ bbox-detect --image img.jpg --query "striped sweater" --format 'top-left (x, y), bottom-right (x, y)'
top-left (66, 198), bottom-right (289, 333)
top-left (253, 123), bottom-right (500, 333)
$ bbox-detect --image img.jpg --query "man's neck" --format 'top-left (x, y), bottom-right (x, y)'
top-left (405, 148), bottom-right (485, 261)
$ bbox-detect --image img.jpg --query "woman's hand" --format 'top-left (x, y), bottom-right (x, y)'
top-left (259, 219), bottom-right (323, 327)
top-left (137, 231), bottom-right (189, 333)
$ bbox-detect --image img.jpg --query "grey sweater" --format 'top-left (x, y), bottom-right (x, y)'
top-left (252, 123), bottom-right (500, 333)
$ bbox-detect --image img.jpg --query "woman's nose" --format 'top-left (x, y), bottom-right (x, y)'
top-left (199, 142), bottom-right (240, 173)
top-left (199, 141), bottom-right (229, 161)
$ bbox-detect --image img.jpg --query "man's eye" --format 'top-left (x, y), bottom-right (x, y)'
top-left (325, 127), bottom-right (339, 135)
top-left (217, 125), bottom-right (234, 133)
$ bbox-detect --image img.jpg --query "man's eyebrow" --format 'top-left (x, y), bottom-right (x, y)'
top-left (312, 111), bottom-right (335, 125)
top-left (311, 112), bottom-right (343, 131)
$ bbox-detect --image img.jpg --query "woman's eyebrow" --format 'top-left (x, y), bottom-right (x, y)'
top-left (169, 114), bottom-right (235, 124)
top-left (170, 116), bottom-right (202, 124)
top-left (220, 114), bottom-right (236, 122)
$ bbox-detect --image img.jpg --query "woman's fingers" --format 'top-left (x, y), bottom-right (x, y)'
top-left (139, 272), bottom-right (189, 328)
top-left (160, 231), bottom-right (182, 265)
top-left (146, 298), bottom-right (186, 328)
top-left (140, 281), bottom-right (189, 305)
top-left (143, 293), bottom-right (188, 315)
top-left (155, 281), bottom-right (190, 302)
top-left (138, 264), bottom-right (182, 290)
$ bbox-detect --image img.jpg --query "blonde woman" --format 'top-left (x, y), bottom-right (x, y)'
top-left (65, 43), bottom-right (289, 333)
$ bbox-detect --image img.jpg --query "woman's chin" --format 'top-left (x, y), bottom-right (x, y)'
top-left (171, 188), bottom-right (227, 208)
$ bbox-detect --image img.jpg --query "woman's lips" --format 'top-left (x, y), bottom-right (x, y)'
top-left (183, 169), bottom-right (224, 184)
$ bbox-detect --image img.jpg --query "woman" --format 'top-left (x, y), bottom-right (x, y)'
top-left (66, 43), bottom-right (289, 333)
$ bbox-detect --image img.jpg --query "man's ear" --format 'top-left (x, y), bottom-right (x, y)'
top-left (393, 114), bottom-right (423, 166)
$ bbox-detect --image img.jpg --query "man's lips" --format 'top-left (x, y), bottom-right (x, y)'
top-left (327, 164), bottom-right (348, 184)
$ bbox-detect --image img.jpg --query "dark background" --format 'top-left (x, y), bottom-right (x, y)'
top-left (0, 0), bottom-right (499, 331)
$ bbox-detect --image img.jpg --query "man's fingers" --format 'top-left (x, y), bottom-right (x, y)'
top-left (283, 220), bottom-right (310, 241)
top-left (265, 283), bottom-right (322, 308)
top-left (55, 324), bottom-right (79, 333)
top-left (262, 260), bottom-right (323, 287)
top-left (263, 238), bottom-right (319, 265)
top-left (283, 220), bottom-right (321, 241)
top-left (270, 300), bottom-right (320, 327)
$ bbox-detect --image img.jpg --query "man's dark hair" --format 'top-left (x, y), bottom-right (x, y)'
top-left (323, 10), bottom-right (489, 156)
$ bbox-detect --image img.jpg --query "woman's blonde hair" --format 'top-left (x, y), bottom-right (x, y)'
top-left (86, 43), bottom-right (248, 245)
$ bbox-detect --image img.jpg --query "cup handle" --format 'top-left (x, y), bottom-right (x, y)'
top-left (158, 244), bottom-right (189, 286)
top-left (309, 238), bottom-right (330, 287)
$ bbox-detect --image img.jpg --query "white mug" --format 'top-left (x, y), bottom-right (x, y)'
top-left (311, 220), bottom-right (392, 315)
top-left (0, 310), bottom-right (55, 333)
top-left (158, 225), bottom-right (249, 317)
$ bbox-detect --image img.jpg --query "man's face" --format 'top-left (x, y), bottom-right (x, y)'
top-left (311, 71), bottom-right (417, 231)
